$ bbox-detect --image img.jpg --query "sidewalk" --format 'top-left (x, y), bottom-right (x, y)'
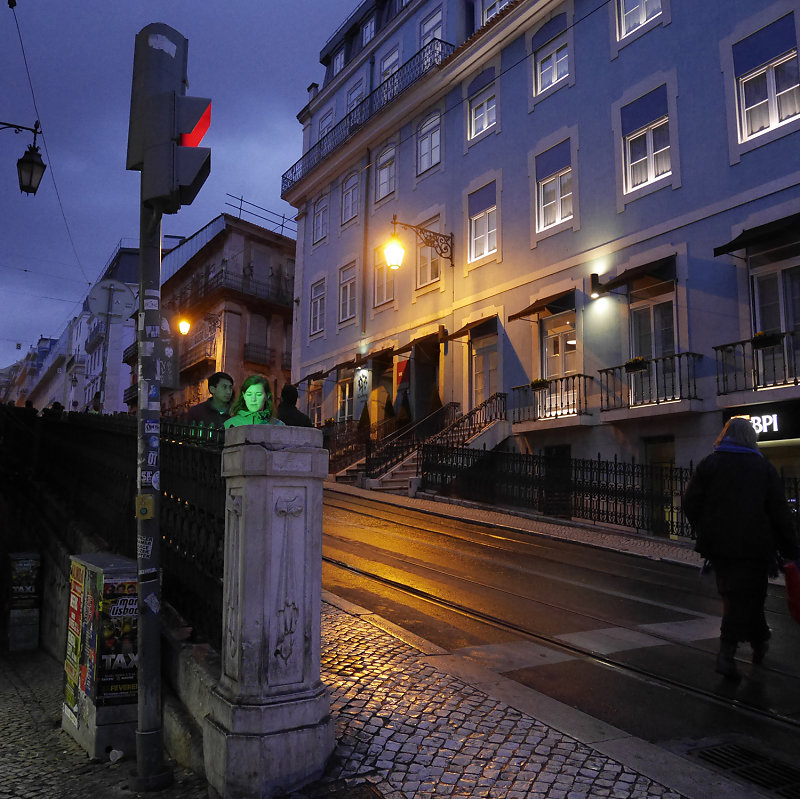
top-left (1, 489), bottom-right (761, 799)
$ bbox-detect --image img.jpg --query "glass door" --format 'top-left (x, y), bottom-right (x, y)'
top-left (471, 334), bottom-right (498, 408)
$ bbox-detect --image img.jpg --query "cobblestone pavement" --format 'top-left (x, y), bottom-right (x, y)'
top-left (1, 492), bottom-right (708, 798)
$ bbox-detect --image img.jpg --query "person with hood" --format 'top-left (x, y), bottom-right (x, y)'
top-left (223, 375), bottom-right (284, 429)
top-left (683, 417), bottom-right (798, 679)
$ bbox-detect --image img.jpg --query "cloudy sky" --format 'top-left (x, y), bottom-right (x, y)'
top-left (1, 0), bottom-right (356, 369)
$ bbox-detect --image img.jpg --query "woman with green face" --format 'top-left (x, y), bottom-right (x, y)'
top-left (223, 375), bottom-right (285, 428)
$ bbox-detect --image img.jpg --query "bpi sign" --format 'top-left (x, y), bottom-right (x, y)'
top-left (725, 400), bottom-right (800, 442)
top-left (739, 412), bottom-right (779, 435)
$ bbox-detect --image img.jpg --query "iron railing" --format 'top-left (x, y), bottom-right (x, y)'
top-left (365, 402), bottom-right (460, 478)
top-left (326, 415), bottom-right (408, 475)
top-left (180, 338), bottom-right (216, 371)
top-left (599, 352), bottom-right (702, 411)
top-left (428, 393), bottom-right (506, 447)
top-left (172, 270), bottom-right (294, 311)
top-left (512, 376), bottom-right (592, 423)
top-left (281, 38), bottom-right (455, 196)
top-left (243, 343), bottom-right (275, 366)
top-left (714, 331), bottom-right (800, 394)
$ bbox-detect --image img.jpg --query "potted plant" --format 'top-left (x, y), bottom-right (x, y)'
top-left (530, 378), bottom-right (551, 390)
top-left (624, 356), bottom-right (649, 373)
top-left (751, 330), bottom-right (782, 350)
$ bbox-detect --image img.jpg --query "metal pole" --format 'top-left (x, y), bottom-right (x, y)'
top-left (132, 188), bottom-right (172, 791)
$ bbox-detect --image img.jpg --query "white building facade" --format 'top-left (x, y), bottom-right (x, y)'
top-left (283, 0), bottom-right (800, 476)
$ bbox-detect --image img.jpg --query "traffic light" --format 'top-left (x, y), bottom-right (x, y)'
top-left (127, 23), bottom-right (211, 214)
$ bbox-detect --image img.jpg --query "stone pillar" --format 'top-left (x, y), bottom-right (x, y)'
top-left (203, 425), bottom-right (334, 799)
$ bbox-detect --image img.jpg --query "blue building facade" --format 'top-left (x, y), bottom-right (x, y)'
top-left (283, 0), bottom-right (800, 475)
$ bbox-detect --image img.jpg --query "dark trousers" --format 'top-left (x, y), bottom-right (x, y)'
top-left (712, 559), bottom-right (770, 644)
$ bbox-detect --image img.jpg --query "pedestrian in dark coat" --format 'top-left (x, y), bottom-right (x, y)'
top-left (683, 417), bottom-right (799, 679)
top-left (277, 384), bottom-right (313, 428)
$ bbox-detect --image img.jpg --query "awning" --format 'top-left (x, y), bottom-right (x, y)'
top-left (353, 346), bottom-right (395, 367)
top-left (300, 370), bottom-right (325, 383)
top-left (714, 212), bottom-right (800, 256)
top-left (602, 255), bottom-right (675, 292)
top-left (445, 314), bottom-right (498, 340)
top-left (395, 329), bottom-right (447, 354)
top-left (508, 290), bottom-right (574, 322)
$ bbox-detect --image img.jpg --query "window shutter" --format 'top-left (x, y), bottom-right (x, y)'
top-left (733, 13), bottom-right (796, 77)
top-left (621, 85), bottom-right (668, 136)
top-left (532, 13), bottom-right (567, 51)
top-left (536, 140), bottom-right (571, 182)
top-left (468, 181), bottom-right (497, 217)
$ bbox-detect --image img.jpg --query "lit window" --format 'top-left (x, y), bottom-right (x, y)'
top-left (312, 196), bottom-right (328, 243)
top-left (739, 53), bottom-right (800, 140)
top-left (539, 168), bottom-right (572, 230)
top-left (332, 49), bottom-right (345, 75)
top-left (417, 113), bottom-right (441, 174)
top-left (536, 38), bottom-right (569, 94)
top-left (618, 0), bottom-right (661, 39)
top-left (341, 174), bottom-right (359, 223)
top-left (339, 263), bottom-right (357, 323)
top-left (374, 249), bottom-right (394, 306)
top-left (308, 385), bottom-right (322, 427)
top-left (421, 9), bottom-right (442, 46)
top-left (626, 118), bottom-right (670, 190)
top-left (376, 146), bottom-right (396, 200)
top-left (337, 378), bottom-right (353, 421)
top-left (310, 279), bottom-right (325, 335)
top-left (470, 87), bottom-right (496, 138)
top-left (362, 16), bottom-right (375, 47)
top-left (483, 0), bottom-right (510, 24)
top-left (468, 182), bottom-right (497, 261)
top-left (417, 218), bottom-right (441, 288)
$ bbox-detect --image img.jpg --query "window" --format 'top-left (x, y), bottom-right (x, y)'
top-left (483, 0), bottom-right (510, 24)
top-left (361, 16), bottom-right (375, 47)
top-left (536, 140), bottom-right (573, 230)
top-left (380, 49), bottom-right (399, 81)
top-left (337, 377), bottom-right (353, 421)
top-left (374, 249), bottom-right (394, 306)
top-left (376, 146), bottom-right (396, 200)
top-left (318, 110), bottom-right (334, 140)
top-left (332, 49), bottom-right (345, 75)
top-left (470, 86), bottom-right (496, 138)
top-left (536, 37), bottom-right (568, 94)
top-left (621, 85), bottom-right (670, 192)
top-left (346, 81), bottom-right (364, 112)
top-left (734, 16), bottom-right (800, 141)
top-left (421, 9), bottom-right (442, 46)
top-left (618, 0), bottom-right (661, 39)
top-left (472, 334), bottom-right (498, 407)
top-left (308, 385), bottom-right (322, 427)
top-left (543, 312), bottom-right (577, 378)
top-left (417, 113), bottom-right (441, 174)
top-left (631, 298), bottom-right (675, 402)
top-left (341, 173), bottom-right (359, 223)
top-left (312, 196), bottom-right (328, 243)
top-left (417, 218), bottom-right (441, 288)
top-left (339, 263), bottom-right (357, 323)
top-left (310, 279), bottom-right (325, 335)
top-left (468, 182), bottom-right (497, 262)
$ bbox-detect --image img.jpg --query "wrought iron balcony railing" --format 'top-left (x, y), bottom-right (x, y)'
top-left (512, 375), bottom-right (593, 424)
top-left (243, 343), bottom-right (275, 366)
top-left (427, 393), bottom-right (507, 448)
top-left (180, 338), bottom-right (216, 371)
top-left (713, 331), bottom-right (800, 394)
top-left (599, 352), bottom-right (702, 411)
top-left (281, 38), bottom-right (455, 197)
top-left (173, 270), bottom-right (294, 311)
top-left (123, 383), bottom-right (138, 405)
top-left (85, 321), bottom-right (106, 354)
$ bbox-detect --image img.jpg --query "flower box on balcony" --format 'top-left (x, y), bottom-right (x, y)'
top-left (751, 331), bottom-right (782, 350)
top-left (530, 378), bottom-right (551, 390)
top-left (624, 357), bottom-right (649, 374)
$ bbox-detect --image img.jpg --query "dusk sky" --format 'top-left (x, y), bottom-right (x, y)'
top-left (1, 0), bottom-right (356, 369)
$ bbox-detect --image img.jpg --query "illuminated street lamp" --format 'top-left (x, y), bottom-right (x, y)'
top-left (1, 120), bottom-right (47, 195)
top-left (178, 319), bottom-right (191, 336)
top-left (384, 214), bottom-right (454, 270)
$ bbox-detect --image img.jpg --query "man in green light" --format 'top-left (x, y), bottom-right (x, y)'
top-left (185, 371), bottom-right (234, 428)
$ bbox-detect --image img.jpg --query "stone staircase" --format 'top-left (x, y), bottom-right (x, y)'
top-left (366, 450), bottom-right (420, 495)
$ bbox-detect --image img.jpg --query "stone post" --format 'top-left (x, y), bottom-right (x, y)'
top-left (203, 425), bottom-right (334, 799)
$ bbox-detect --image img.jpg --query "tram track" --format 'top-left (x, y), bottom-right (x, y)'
top-left (322, 490), bottom-right (800, 736)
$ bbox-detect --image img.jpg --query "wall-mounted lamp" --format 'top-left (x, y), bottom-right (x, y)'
top-left (590, 273), bottom-right (604, 299)
top-left (384, 214), bottom-right (454, 271)
top-left (178, 312), bottom-right (221, 336)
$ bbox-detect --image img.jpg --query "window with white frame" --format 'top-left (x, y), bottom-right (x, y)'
top-left (318, 110), bottom-right (334, 140)
top-left (361, 16), bottom-right (375, 46)
top-left (618, 0), bottom-right (661, 39)
top-left (543, 312), bottom-right (577, 379)
top-left (374, 248), bottom-right (394, 306)
top-left (417, 112), bottom-right (441, 174)
top-left (341, 173), bottom-right (359, 223)
top-left (469, 86), bottom-right (496, 138)
top-left (337, 376), bottom-right (354, 421)
top-left (468, 182), bottom-right (497, 262)
top-left (332, 49), bottom-right (345, 75)
top-left (308, 384), bottom-right (322, 427)
top-left (312, 196), bottom-right (328, 243)
top-left (417, 217), bottom-right (441, 288)
top-left (536, 140), bottom-right (573, 230)
top-left (483, 0), bottom-right (510, 24)
top-left (734, 15), bottom-right (800, 142)
top-left (421, 8), bottom-right (442, 46)
top-left (621, 85), bottom-right (670, 192)
top-left (346, 81), bottom-right (364, 112)
top-left (339, 263), bottom-right (357, 323)
top-left (630, 297), bottom-right (675, 399)
top-left (754, 264), bottom-right (800, 335)
top-left (376, 145), bottom-right (396, 200)
top-left (471, 333), bottom-right (498, 407)
top-left (536, 36), bottom-right (568, 94)
top-left (380, 48), bottom-right (399, 81)
top-left (310, 279), bottom-right (325, 335)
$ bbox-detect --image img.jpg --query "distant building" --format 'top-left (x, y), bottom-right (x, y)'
top-left (282, 0), bottom-right (800, 475)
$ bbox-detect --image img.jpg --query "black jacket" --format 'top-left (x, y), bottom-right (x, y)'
top-left (683, 449), bottom-right (798, 563)
top-left (277, 401), bottom-right (313, 428)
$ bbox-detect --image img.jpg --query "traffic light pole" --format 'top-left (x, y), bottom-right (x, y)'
top-left (132, 191), bottom-right (172, 792)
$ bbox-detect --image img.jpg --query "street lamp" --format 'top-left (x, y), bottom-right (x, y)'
top-left (384, 214), bottom-right (454, 270)
top-left (1, 120), bottom-right (47, 195)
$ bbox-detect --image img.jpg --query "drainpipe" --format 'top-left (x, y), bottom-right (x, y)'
top-left (361, 148), bottom-right (370, 336)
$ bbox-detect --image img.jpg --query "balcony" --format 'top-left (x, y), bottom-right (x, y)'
top-left (512, 374), bottom-right (593, 424)
top-left (243, 343), bottom-right (275, 366)
top-left (173, 271), bottom-right (294, 313)
top-left (122, 341), bottom-right (138, 364)
top-left (180, 338), bottom-right (216, 372)
top-left (599, 352), bottom-right (702, 411)
top-left (85, 321), bottom-right (106, 354)
top-left (281, 38), bottom-right (455, 197)
top-left (123, 384), bottom-right (138, 406)
top-left (714, 332), bottom-right (800, 394)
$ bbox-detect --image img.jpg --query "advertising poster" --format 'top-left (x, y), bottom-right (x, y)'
top-left (95, 577), bottom-right (138, 705)
top-left (63, 560), bottom-right (85, 723)
top-left (8, 553), bottom-right (40, 609)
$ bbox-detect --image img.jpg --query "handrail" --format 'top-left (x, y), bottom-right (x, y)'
top-left (428, 392), bottom-right (507, 447)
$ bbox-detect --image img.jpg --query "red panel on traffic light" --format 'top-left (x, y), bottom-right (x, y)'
top-left (180, 101), bottom-right (211, 148)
